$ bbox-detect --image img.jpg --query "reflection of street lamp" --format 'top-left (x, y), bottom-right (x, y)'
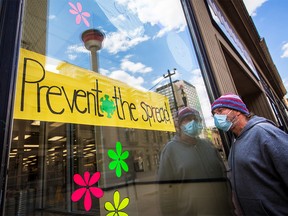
top-left (180, 87), bottom-right (187, 107)
top-left (163, 68), bottom-right (178, 112)
top-left (81, 29), bottom-right (105, 72)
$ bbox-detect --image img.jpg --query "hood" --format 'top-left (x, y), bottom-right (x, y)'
top-left (237, 115), bottom-right (275, 138)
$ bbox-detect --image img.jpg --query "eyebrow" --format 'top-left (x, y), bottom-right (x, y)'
top-left (212, 108), bottom-right (223, 115)
top-left (215, 108), bottom-right (223, 112)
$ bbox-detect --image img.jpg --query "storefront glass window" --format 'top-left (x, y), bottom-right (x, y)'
top-left (207, 0), bottom-right (259, 80)
top-left (5, 0), bottom-right (233, 215)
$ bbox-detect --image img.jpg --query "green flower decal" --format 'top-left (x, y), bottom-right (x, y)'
top-left (105, 190), bottom-right (130, 216)
top-left (108, 141), bottom-right (129, 177)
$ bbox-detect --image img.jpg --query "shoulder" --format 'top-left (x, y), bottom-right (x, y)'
top-left (254, 120), bottom-right (286, 138)
top-left (249, 119), bottom-right (288, 150)
top-left (196, 138), bottom-right (219, 154)
top-left (244, 116), bottom-right (277, 136)
top-left (161, 137), bottom-right (180, 153)
top-left (197, 138), bottom-right (215, 148)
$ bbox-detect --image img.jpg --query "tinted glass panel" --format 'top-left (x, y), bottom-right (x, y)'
top-left (5, 0), bottom-right (232, 215)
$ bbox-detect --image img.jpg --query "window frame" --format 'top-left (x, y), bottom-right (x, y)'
top-left (0, 0), bottom-right (24, 213)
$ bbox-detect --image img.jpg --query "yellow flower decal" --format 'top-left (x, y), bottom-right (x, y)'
top-left (104, 190), bottom-right (130, 216)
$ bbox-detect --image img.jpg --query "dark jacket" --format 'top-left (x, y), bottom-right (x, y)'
top-left (228, 116), bottom-right (288, 215)
top-left (158, 135), bottom-right (232, 215)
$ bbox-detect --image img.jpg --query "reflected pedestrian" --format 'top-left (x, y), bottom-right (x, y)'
top-left (158, 107), bottom-right (232, 216)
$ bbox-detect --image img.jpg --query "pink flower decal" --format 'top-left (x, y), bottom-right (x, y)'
top-left (71, 171), bottom-right (104, 211)
top-left (69, 2), bottom-right (90, 27)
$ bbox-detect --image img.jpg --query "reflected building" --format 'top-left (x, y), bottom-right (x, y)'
top-left (156, 80), bottom-right (205, 127)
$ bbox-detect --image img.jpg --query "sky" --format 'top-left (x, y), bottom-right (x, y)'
top-left (44, 0), bottom-right (287, 127)
top-left (46, 0), bottom-right (288, 96)
top-left (47, 0), bottom-right (193, 92)
top-left (243, 0), bottom-right (288, 98)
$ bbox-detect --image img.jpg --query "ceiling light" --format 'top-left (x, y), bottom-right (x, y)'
top-left (13, 135), bottom-right (31, 140)
top-left (48, 136), bottom-right (63, 141)
top-left (24, 145), bottom-right (39, 148)
top-left (31, 120), bottom-right (40, 126)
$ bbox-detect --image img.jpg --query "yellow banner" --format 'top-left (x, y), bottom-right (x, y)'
top-left (14, 49), bottom-right (175, 132)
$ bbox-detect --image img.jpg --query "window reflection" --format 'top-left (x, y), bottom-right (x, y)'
top-left (157, 107), bottom-right (231, 215)
top-left (6, 120), bottom-right (172, 215)
top-left (6, 0), bottom-right (233, 215)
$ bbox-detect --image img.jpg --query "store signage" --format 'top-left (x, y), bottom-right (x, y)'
top-left (14, 48), bottom-right (175, 132)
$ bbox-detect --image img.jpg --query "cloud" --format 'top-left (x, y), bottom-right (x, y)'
top-left (103, 29), bottom-right (150, 54)
top-left (281, 42), bottom-right (288, 58)
top-left (281, 77), bottom-right (288, 98)
top-left (65, 43), bottom-right (89, 60)
top-left (242, 0), bottom-right (268, 16)
top-left (96, 0), bottom-right (187, 54)
top-left (149, 70), bottom-right (181, 91)
top-left (66, 44), bottom-right (89, 54)
top-left (120, 57), bottom-right (152, 74)
top-left (99, 68), bottom-right (110, 76)
top-left (108, 70), bottom-right (146, 91)
top-left (49, 15), bottom-right (56, 20)
top-left (68, 54), bottom-right (77, 61)
top-left (118, 0), bottom-right (186, 38)
top-left (95, 0), bottom-right (145, 38)
top-left (151, 76), bottom-right (166, 87)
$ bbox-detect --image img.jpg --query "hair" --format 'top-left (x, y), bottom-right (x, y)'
top-left (246, 112), bottom-right (255, 119)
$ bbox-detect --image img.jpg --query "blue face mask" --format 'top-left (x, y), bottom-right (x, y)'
top-left (181, 120), bottom-right (203, 137)
top-left (213, 114), bottom-right (232, 132)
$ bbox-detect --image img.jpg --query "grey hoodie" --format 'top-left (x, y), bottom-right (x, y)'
top-left (158, 136), bottom-right (233, 215)
top-left (228, 115), bottom-right (288, 215)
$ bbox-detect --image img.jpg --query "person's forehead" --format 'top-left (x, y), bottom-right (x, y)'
top-left (213, 107), bottom-right (223, 112)
top-left (212, 107), bottom-right (231, 114)
top-left (182, 114), bottom-right (200, 121)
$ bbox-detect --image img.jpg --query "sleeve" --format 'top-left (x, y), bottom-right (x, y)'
top-left (158, 146), bottom-right (173, 181)
top-left (263, 125), bottom-right (288, 187)
top-left (157, 144), bottom-right (179, 215)
top-left (201, 139), bottom-right (228, 178)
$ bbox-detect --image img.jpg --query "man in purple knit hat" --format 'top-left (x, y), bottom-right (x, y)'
top-left (211, 93), bottom-right (288, 216)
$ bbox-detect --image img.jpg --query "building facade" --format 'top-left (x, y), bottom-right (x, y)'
top-left (156, 80), bottom-right (205, 125)
top-left (156, 80), bottom-right (201, 112)
top-left (0, 0), bottom-right (287, 215)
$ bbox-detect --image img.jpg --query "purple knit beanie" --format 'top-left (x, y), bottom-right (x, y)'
top-left (177, 107), bottom-right (200, 125)
top-left (211, 94), bottom-right (249, 115)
